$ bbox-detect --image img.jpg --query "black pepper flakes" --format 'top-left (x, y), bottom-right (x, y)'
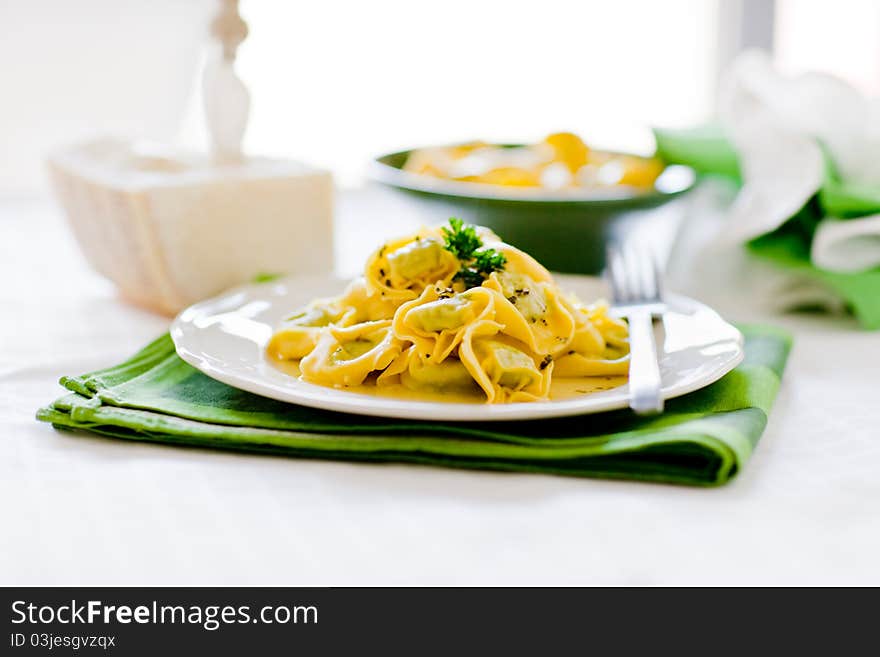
top-left (379, 268), bottom-right (385, 277)
top-left (507, 295), bottom-right (517, 305)
top-left (539, 355), bottom-right (552, 370)
top-left (385, 279), bottom-right (391, 287)
top-left (437, 286), bottom-right (454, 300)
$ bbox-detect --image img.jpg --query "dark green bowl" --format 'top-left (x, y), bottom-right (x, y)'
top-left (369, 147), bottom-right (696, 273)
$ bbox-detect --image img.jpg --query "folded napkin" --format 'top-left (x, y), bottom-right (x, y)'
top-left (655, 50), bottom-right (880, 329)
top-left (36, 325), bottom-right (791, 487)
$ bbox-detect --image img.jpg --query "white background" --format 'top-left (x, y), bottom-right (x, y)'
top-left (4, 0), bottom-right (880, 193)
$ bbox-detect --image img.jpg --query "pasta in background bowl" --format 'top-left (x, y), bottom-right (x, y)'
top-left (403, 133), bottom-right (665, 192)
top-left (267, 219), bottom-right (629, 403)
top-left (370, 134), bottom-right (695, 275)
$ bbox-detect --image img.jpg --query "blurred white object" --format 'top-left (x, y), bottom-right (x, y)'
top-left (203, 0), bottom-right (250, 162)
top-left (0, 0), bottom-right (212, 196)
top-left (48, 139), bottom-right (334, 315)
top-left (203, 59), bottom-right (250, 163)
top-left (812, 215), bottom-right (880, 272)
top-left (718, 50), bottom-right (880, 273)
top-left (668, 181), bottom-right (848, 319)
top-left (43, 1), bottom-right (336, 315)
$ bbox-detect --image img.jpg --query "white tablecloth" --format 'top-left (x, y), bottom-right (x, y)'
top-left (2, 189), bottom-right (878, 585)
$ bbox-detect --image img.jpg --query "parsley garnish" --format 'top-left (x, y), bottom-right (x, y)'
top-left (457, 248), bottom-right (507, 287)
top-left (441, 218), bottom-right (506, 288)
top-left (441, 218), bottom-right (482, 260)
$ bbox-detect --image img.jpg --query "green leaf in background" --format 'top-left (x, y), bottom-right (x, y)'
top-left (814, 149), bottom-right (880, 218)
top-left (654, 124), bottom-right (880, 329)
top-left (654, 124), bottom-right (741, 181)
top-left (748, 231), bottom-right (880, 329)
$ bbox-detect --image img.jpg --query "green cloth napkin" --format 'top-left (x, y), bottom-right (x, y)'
top-left (36, 325), bottom-right (791, 487)
top-left (654, 125), bottom-right (880, 329)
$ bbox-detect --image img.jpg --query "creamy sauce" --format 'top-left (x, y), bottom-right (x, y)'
top-left (271, 357), bottom-right (625, 403)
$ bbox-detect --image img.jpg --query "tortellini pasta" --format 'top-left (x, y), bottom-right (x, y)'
top-left (269, 220), bottom-right (629, 403)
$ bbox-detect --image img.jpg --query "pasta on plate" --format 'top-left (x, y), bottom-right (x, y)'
top-left (267, 219), bottom-right (629, 403)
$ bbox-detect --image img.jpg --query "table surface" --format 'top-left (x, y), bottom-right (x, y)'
top-left (2, 187), bottom-right (878, 585)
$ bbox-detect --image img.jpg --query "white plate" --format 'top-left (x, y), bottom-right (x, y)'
top-left (171, 274), bottom-right (744, 422)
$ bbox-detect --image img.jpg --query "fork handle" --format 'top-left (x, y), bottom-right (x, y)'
top-left (627, 308), bottom-right (664, 415)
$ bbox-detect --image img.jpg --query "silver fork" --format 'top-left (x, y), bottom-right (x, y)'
top-left (605, 243), bottom-right (666, 415)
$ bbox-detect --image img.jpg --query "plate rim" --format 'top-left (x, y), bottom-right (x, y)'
top-left (170, 274), bottom-right (744, 422)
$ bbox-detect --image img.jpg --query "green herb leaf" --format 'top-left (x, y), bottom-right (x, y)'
top-left (441, 217), bottom-right (482, 261)
top-left (441, 218), bottom-right (507, 289)
top-left (472, 247), bottom-right (507, 274)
